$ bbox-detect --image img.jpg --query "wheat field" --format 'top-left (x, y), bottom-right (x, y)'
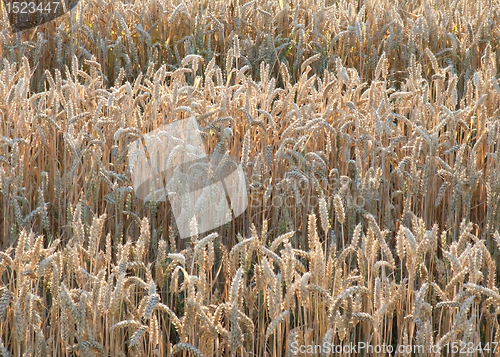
top-left (0, 0), bottom-right (500, 355)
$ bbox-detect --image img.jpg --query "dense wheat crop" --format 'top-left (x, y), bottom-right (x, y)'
top-left (1, 0), bottom-right (500, 355)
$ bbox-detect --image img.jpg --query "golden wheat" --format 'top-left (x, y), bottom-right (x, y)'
top-left (0, 0), bottom-right (500, 355)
